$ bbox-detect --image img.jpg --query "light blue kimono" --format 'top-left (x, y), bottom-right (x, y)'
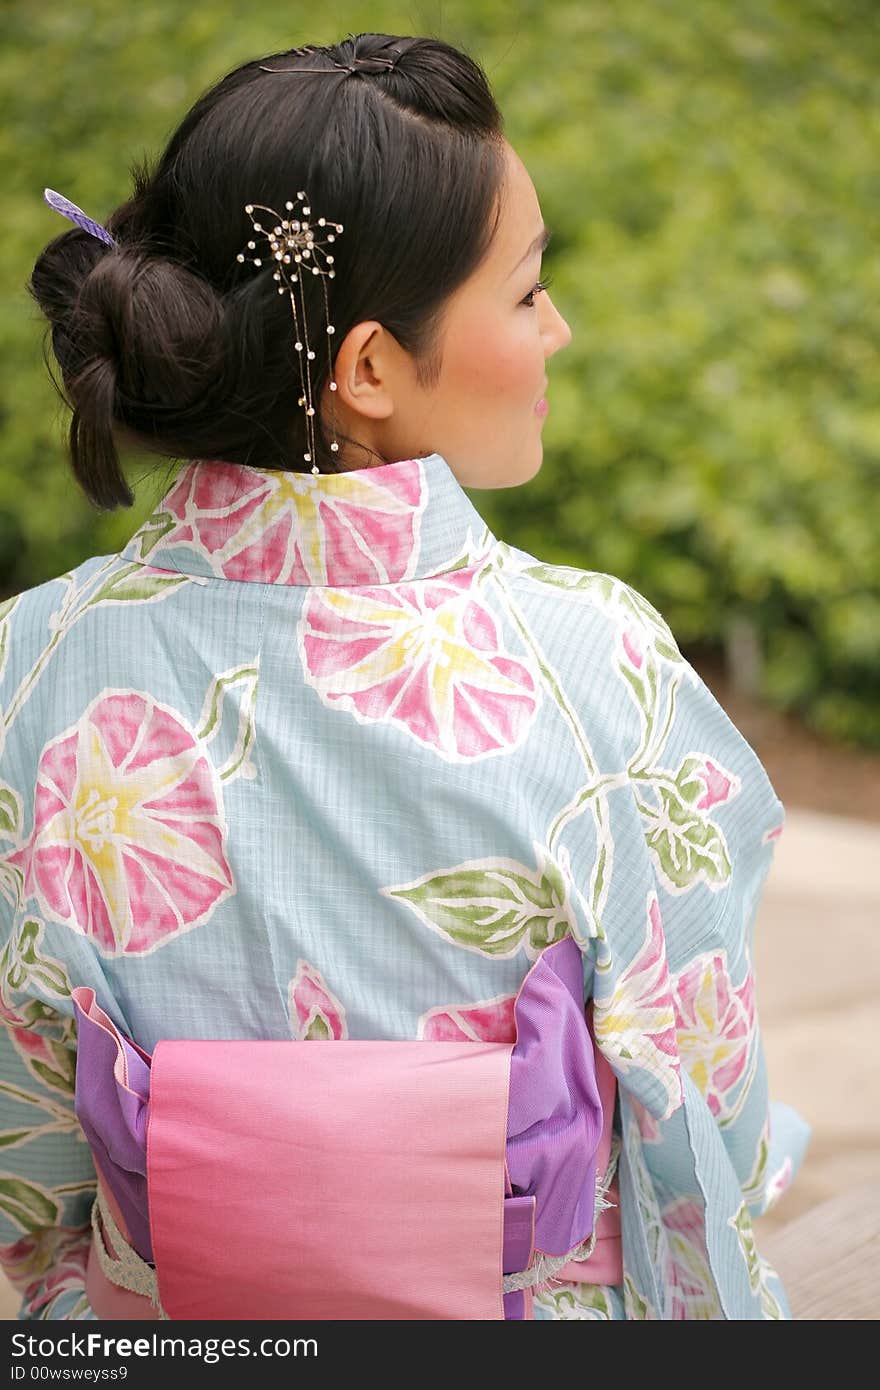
top-left (0, 452), bottom-right (810, 1319)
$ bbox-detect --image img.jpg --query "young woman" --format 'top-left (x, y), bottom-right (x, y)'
top-left (1, 32), bottom-right (809, 1320)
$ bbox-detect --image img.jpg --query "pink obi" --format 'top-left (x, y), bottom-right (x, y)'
top-left (72, 935), bottom-right (622, 1320)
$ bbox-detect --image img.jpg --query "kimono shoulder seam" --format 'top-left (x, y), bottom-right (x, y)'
top-left (114, 554), bottom-right (211, 587)
top-left (494, 566), bottom-right (630, 647)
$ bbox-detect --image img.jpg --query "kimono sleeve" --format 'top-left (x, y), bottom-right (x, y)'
top-left (541, 573), bottom-right (811, 1314)
top-left (637, 635), bottom-right (811, 1221)
top-left (0, 589), bottom-right (98, 1320)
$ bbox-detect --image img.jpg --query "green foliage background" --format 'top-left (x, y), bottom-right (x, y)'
top-left (1, 1), bottom-right (878, 742)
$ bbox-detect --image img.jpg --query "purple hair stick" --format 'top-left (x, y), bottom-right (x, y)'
top-left (43, 188), bottom-right (116, 247)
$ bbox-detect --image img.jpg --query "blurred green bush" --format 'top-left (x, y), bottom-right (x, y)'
top-left (2, 1), bottom-right (878, 743)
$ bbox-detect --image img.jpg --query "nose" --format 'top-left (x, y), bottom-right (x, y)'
top-left (541, 291), bottom-right (573, 355)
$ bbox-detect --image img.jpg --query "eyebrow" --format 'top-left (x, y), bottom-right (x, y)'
top-left (508, 225), bottom-right (552, 279)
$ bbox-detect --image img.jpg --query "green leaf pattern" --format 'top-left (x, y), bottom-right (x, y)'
top-left (2, 919), bottom-right (71, 1004)
top-left (0, 1178), bottom-right (59, 1235)
top-left (195, 663), bottom-right (261, 783)
top-left (381, 839), bottom-right (579, 960)
top-left (1, 556), bottom-right (193, 739)
top-left (533, 1281), bottom-right (622, 1319)
top-left (623, 1272), bottom-right (658, 1319)
top-left (728, 1200), bottom-right (788, 1315)
top-left (0, 782), bottom-right (22, 843)
top-left (641, 783), bottom-right (732, 893)
top-left (741, 1118), bottom-right (771, 1213)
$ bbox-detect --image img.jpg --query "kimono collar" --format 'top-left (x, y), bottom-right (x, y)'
top-left (119, 453), bottom-right (498, 587)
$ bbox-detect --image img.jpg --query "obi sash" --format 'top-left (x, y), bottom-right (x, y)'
top-left (71, 935), bottom-right (622, 1320)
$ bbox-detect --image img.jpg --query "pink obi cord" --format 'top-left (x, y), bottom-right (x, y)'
top-left (71, 935), bottom-right (622, 1321)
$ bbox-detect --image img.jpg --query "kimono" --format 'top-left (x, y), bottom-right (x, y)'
top-left (0, 450), bottom-right (810, 1320)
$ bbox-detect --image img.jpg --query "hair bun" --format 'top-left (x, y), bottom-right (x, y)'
top-left (29, 237), bottom-right (227, 509)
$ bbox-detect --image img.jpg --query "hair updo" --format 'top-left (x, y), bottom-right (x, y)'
top-left (27, 32), bottom-right (507, 510)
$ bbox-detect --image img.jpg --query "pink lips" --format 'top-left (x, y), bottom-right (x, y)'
top-left (535, 397), bottom-right (549, 417)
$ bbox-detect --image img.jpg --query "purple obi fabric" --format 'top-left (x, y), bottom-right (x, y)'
top-left (73, 935), bottom-right (602, 1319)
top-left (73, 1009), bottom-right (152, 1263)
top-left (506, 934), bottom-right (603, 1255)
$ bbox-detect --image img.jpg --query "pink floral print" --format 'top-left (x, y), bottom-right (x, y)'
top-left (673, 950), bottom-right (756, 1120)
top-left (676, 754), bottom-right (741, 813)
top-left (5, 1014), bottom-right (75, 1097)
top-left (593, 892), bottom-right (683, 1120)
top-left (621, 628), bottom-right (644, 671)
top-left (766, 1157), bottom-right (793, 1205)
top-left (0, 1225), bottom-right (90, 1316)
top-left (629, 1096), bottom-right (663, 1145)
top-left (300, 568), bottom-right (539, 758)
top-left (693, 759), bottom-right (736, 811)
top-left (418, 993), bottom-right (517, 1042)
top-left (289, 960), bottom-right (348, 1040)
top-left (7, 691), bottom-right (233, 955)
top-left (661, 1197), bottom-right (720, 1319)
top-left (151, 457), bottom-right (430, 585)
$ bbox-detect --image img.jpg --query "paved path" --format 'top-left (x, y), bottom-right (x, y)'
top-left (752, 809), bottom-right (880, 1238)
top-left (3, 808), bottom-right (877, 1319)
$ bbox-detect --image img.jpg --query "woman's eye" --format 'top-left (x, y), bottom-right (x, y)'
top-left (521, 274), bottom-right (553, 308)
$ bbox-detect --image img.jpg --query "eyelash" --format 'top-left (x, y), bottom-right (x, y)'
top-left (521, 274), bottom-right (553, 308)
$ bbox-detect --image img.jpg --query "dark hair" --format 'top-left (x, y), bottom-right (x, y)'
top-left (27, 33), bottom-right (507, 510)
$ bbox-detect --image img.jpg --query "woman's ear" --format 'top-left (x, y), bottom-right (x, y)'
top-left (332, 321), bottom-right (396, 421)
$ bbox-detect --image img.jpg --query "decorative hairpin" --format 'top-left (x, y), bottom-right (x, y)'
top-left (236, 191), bottom-right (343, 474)
top-left (43, 188), bottom-right (116, 247)
top-left (259, 53), bottom-right (401, 76)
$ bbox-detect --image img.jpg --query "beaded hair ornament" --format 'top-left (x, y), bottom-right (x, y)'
top-left (43, 47), bottom-right (403, 475)
top-left (234, 194), bottom-right (343, 474)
